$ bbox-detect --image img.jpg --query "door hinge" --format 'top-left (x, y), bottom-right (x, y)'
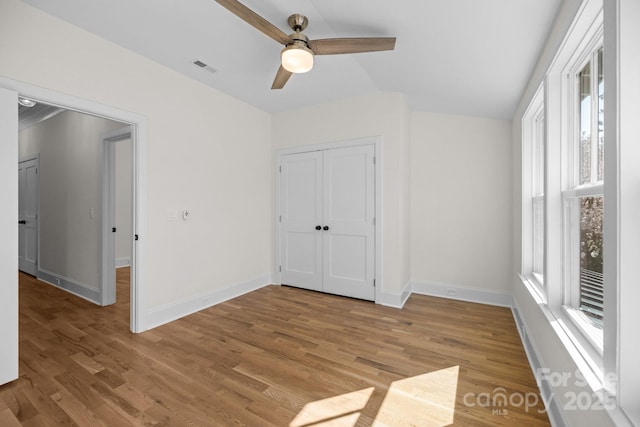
top-left (373, 279), bottom-right (376, 287)
top-left (373, 157), bottom-right (376, 165)
top-left (279, 215), bottom-right (282, 222)
top-left (279, 265), bottom-right (282, 272)
top-left (279, 165), bottom-right (282, 173)
top-left (373, 217), bottom-right (375, 226)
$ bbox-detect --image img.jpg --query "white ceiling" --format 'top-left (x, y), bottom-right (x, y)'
top-left (22, 0), bottom-right (562, 119)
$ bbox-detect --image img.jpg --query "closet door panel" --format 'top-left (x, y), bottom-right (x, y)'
top-left (280, 152), bottom-right (323, 291)
top-left (322, 146), bottom-right (375, 300)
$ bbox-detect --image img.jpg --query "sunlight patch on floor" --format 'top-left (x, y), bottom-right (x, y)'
top-left (374, 366), bottom-right (459, 426)
top-left (289, 387), bottom-right (375, 427)
top-left (289, 366), bottom-right (459, 427)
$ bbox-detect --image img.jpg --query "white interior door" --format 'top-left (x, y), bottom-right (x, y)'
top-left (279, 145), bottom-right (375, 301)
top-left (322, 146), bottom-right (375, 300)
top-left (280, 151), bottom-right (323, 292)
top-left (18, 157), bottom-right (38, 276)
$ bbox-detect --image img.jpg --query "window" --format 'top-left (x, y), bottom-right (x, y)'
top-left (532, 108), bottom-right (545, 284)
top-left (522, 84), bottom-right (545, 293)
top-left (521, 0), bottom-right (606, 378)
top-left (562, 45), bottom-right (604, 348)
top-left (520, 0), bottom-right (640, 421)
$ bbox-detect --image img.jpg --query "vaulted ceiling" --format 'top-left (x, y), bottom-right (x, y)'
top-left (22, 0), bottom-right (561, 119)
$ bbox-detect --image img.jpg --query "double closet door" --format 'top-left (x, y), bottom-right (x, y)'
top-left (280, 145), bottom-right (375, 301)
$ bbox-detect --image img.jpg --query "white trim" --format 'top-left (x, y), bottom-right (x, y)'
top-left (37, 268), bottom-right (100, 304)
top-left (146, 274), bottom-right (272, 330)
top-left (274, 136), bottom-right (384, 304)
top-left (0, 76), bottom-right (147, 333)
top-left (0, 87), bottom-right (19, 386)
top-left (411, 280), bottom-right (513, 308)
top-left (511, 301), bottom-right (569, 427)
top-left (515, 278), bottom-right (634, 426)
top-left (116, 257), bottom-right (131, 268)
top-left (604, 0), bottom-right (640, 421)
top-left (276, 135), bottom-right (382, 156)
top-left (378, 281), bottom-right (412, 309)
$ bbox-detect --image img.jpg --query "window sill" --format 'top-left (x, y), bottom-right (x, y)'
top-left (518, 275), bottom-right (610, 399)
top-left (563, 305), bottom-right (603, 354)
top-left (520, 274), bottom-right (546, 305)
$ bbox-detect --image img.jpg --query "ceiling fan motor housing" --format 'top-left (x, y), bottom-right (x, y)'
top-left (287, 14), bottom-right (308, 31)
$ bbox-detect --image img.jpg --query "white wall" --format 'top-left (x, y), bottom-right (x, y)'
top-left (115, 138), bottom-right (132, 267)
top-left (19, 110), bottom-right (124, 291)
top-left (0, 0), bottom-right (272, 325)
top-left (411, 112), bottom-right (512, 293)
top-left (271, 92), bottom-right (412, 299)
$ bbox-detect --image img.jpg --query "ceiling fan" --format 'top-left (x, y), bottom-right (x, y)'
top-left (214, 0), bottom-right (396, 89)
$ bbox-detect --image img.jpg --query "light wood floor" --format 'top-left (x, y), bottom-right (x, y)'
top-left (0, 270), bottom-right (550, 426)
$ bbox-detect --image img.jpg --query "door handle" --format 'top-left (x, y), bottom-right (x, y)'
top-left (323, 225), bottom-right (329, 231)
top-left (315, 225), bottom-right (322, 230)
top-left (18, 220), bottom-right (26, 224)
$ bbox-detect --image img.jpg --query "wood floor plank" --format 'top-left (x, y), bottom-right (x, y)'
top-left (0, 270), bottom-right (550, 425)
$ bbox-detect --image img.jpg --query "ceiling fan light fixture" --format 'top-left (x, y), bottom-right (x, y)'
top-left (281, 43), bottom-right (314, 74)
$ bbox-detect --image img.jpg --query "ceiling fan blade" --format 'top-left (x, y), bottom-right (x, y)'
top-left (215, 0), bottom-right (291, 45)
top-left (308, 37), bottom-right (396, 55)
top-left (271, 65), bottom-right (293, 90)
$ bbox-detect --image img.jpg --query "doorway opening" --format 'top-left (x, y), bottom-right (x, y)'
top-left (17, 95), bottom-right (141, 332)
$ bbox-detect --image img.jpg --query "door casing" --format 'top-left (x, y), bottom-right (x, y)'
top-left (1, 76), bottom-right (148, 333)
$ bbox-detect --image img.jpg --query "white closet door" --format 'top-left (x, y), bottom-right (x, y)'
top-left (322, 146), bottom-right (375, 300)
top-left (280, 151), bottom-right (323, 292)
top-left (279, 145), bottom-right (376, 301)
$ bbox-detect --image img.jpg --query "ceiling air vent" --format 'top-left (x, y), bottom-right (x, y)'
top-left (193, 59), bottom-right (218, 75)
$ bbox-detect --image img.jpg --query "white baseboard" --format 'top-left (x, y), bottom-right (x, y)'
top-left (146, 273), bottom-right (272, 330)
top-left (411, 280), bottom-right (513, 307)
top-left (115, 257), bottom-right (131, 268)
top-left (37, 268), bottom-right (100, 305)
top-left (378, 281), bottom-right (412, 308)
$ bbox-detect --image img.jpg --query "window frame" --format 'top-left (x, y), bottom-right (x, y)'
top-left (561, 187), bottom-right (604, 353)
top-left (520, 0), bottom-right (640, 422)
top-left (521, 84), bottom-right (546, 297)
top-left (531, 106), bottom-right (546, 284)
top-left (521, 0), bottom-right (607, 393)
top-left (560, 28), bottom-right (605, 353)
